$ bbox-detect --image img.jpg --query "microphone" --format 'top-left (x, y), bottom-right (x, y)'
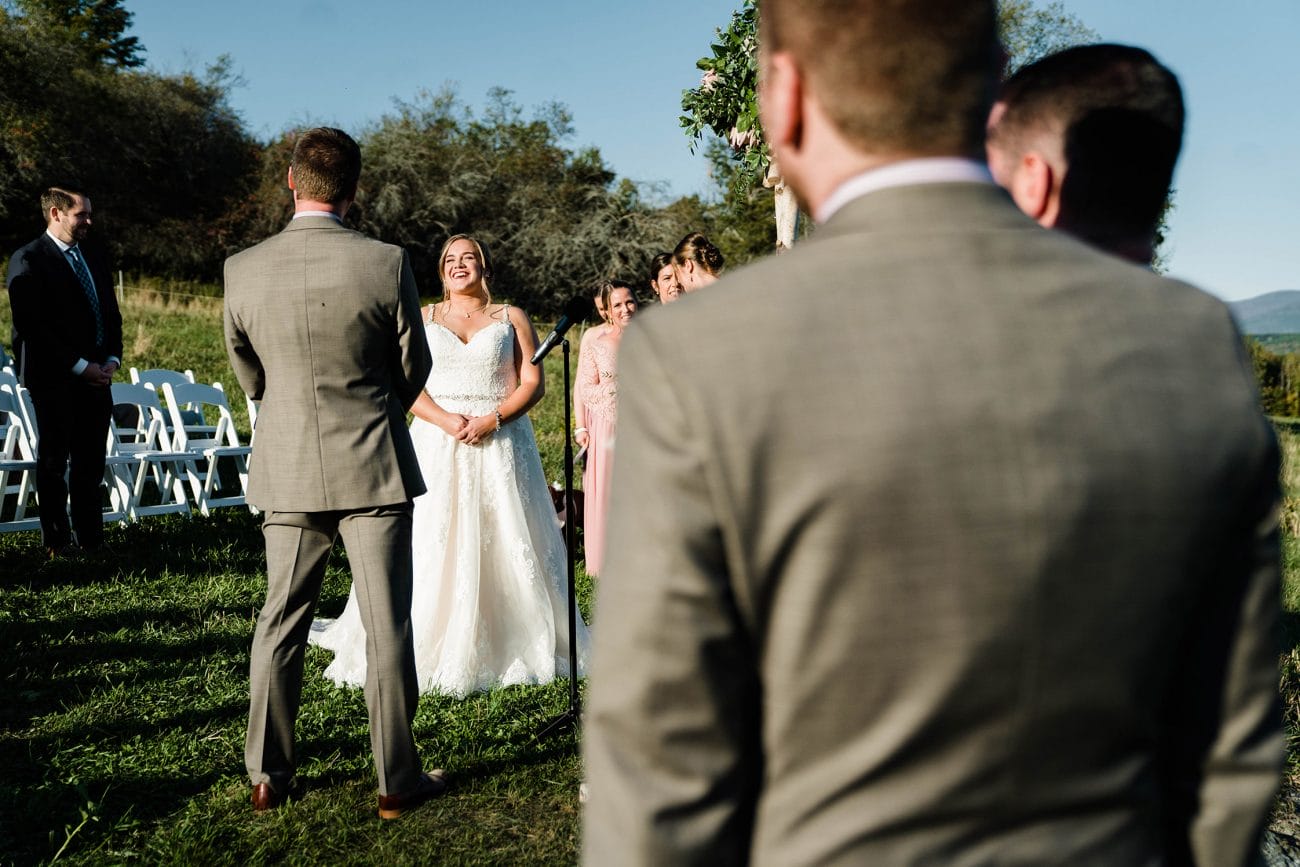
top-left (531, 296), bottom-right (594, 364)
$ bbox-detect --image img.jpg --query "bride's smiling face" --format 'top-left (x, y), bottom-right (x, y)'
top-left (442, 239), bottom-right (485, 294)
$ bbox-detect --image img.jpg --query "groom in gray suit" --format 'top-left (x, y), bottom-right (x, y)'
top-left (583, 1), bottom-right (1283, 864)
top-left (224, 127), bottom-right (444, 818)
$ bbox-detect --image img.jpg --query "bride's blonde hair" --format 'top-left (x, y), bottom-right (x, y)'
top-left (438, 233), bottom-right (494, 304)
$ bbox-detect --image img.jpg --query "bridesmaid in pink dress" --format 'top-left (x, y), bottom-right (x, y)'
top-left (575, 280), bottom-right (637, 575)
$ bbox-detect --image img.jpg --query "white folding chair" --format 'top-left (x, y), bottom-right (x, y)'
top-left (245, 394), bottom-right (260, 446)
top-left (107, 383), bottom-right (193, 520)
top-left (0, 369), bottom-right (39, 444)
top-left (163, 381), bottom-right (255, 515)
top-left (0, 371), bottom-right (133, 527)
top-left (0, 389), bottom-right (40, 532)
top-left (130, 366), bottom-right (196, 389)
top-left (131, 367), bottom-right (206, 430)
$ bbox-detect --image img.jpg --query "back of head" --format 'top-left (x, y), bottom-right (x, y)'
top-left (291, 127), bottom-right (362, 205)
top-left (991, 44), bottom-right (1184, 244)
top-left (672, 233), bottom-right (724, 277)
top-left (760, 0), bottom-right (1000, 157)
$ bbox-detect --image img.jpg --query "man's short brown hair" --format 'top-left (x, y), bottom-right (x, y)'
top-left (290, 127), bottom-right (361, 205)
top-left (40, 185), bottom-right (86, 220)
top-left (760, 0), bottom-right (1001, 157)
top-left (989, 44), bottom-right (1184, 240)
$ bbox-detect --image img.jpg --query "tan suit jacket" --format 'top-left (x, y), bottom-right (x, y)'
top-left (583, 182), bottom-right (1284, 865)
top-left (223, 216), bottom-right (431, 510)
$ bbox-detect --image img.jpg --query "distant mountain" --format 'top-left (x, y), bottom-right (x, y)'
top-left (1230, 291), bottom-right (1300, 334)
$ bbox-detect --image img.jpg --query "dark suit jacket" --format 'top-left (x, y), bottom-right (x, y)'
top-left (6, 233), bottom-right (123, 390)
top-left (583, 182), bottom-right (1284, 866)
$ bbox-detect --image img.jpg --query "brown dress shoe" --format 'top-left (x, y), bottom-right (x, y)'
top-left (251, 779), bottom-right (301, 812)
top-left (251, 782), bottom-right (282, 812)
top-left (377, 770), bottom-right (448, 820)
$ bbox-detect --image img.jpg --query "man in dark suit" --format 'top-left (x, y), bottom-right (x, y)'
top-left (583, 1), bottom-right (1283, 864)
top-left (6, 186), bottom-right (123, 556)
top-left (986, 43), bottom-right (1184, 267)
top-left (224, 127), bottom-right (443, 817)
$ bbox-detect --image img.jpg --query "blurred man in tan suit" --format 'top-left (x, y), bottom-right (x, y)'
top-left (986, 43), bottom-right (1185, 266)
top-left (582, 2), bottom-right (1283, 864)
top-left (225, 127), bottom-right (444, 819)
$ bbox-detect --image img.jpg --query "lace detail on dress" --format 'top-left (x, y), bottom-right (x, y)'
top-left (309, 306), bottom-right (591, 697)
top-left (578, 333), bottom-right (619, 424)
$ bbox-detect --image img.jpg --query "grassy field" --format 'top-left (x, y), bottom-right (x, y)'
top-left (2, 289), bottom-right (1299, 863)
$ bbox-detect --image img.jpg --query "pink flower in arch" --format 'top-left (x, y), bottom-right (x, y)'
top-left (728, 127), bottom-right (758, 151)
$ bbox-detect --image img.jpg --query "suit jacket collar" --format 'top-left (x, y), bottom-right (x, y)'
top-left (816, 181), bottom-right (1037, 241)
top-left (816, 158), bottom-right (993, 223)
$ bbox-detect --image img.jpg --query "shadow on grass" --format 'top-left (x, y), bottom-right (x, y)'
top-left (0, 507), bottom-right (587, 864)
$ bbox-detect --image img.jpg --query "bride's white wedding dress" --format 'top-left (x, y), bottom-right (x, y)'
top-left (310, 306), bottom-right (590, 697)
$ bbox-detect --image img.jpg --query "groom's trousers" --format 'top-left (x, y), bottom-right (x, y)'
top-left (246, 503), bottom-right (423, 796)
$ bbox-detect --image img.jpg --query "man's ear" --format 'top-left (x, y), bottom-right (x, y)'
top-left (286, 166), bottom-right (297, 192)
top-left (759, 50), bottom-right (804, 156)
top-left (1010, 151), bottom-right (1057, 226)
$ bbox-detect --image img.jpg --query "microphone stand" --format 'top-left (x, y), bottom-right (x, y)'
top-left (536, 334), bottom-right (581, 741)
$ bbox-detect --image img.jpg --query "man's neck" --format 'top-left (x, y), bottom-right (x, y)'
top-left (293, 197), bottom-right (349, 218)
top-left (1057, 216), bottom-right (1155, 266)
top-left (44, 229), bottom-right (75, 251)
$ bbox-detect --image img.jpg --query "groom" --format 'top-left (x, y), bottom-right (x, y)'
top-left (224, 127), bottom-right (443, 817)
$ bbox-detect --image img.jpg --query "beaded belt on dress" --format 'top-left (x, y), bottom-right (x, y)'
top-left (427, 393), bottom-right (502, 402)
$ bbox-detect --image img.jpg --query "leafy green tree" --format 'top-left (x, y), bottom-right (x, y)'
top-left (0, 6), bottom-right (259, 278)
top-left (7, 0), bottom-right (143, 67)
top-left (999, 0), bottom-right (1096, 72)
top-left (353, 89), bottom-right (688, 313)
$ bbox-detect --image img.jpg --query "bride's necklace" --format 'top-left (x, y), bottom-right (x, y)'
top-left (446, 300), bottom-right (488, 319)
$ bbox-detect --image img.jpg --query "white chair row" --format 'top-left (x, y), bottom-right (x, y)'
top-left (0, 367), bottom-right (257, 533)
top-left (0, 386), bottom-right (40, 532)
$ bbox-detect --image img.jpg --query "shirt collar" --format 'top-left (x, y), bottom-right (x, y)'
top-left (45, 230), bottom-right (75, 254)
top-left (292, 210), bottom-right (343, 223)
top-left (816, 157), bottom-right (994, 224)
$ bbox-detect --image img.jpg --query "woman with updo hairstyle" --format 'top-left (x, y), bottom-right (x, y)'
top-left (648, 251), bottom-right (682, 304)
top-left (672, 232), bottom-right (724, 293)
top-left (575, 279), bottom-right (638, 576)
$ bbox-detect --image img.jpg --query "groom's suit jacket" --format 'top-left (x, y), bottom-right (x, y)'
top-left (584, 182), bottom-right (1284, 866)
top-left (223, 216), bottom-right (431, 511)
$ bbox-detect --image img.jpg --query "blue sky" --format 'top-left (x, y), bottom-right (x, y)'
top-left (125, 0), bottom-right (1297, 302)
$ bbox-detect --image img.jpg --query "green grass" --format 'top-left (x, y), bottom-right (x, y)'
top-left (0, 511), bottom-right (595, 864)
top-left (3, 287), bottom-right (1300, 862)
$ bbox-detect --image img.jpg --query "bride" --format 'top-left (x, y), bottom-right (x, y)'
top-left (311, 234), bottom-right (590, 697)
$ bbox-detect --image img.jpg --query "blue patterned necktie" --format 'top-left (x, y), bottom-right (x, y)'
top-left (67, 246), bottom-right (104, 345)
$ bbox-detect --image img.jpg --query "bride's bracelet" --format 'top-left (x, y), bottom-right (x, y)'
top-left (494, 410), bottom-right (503, 431)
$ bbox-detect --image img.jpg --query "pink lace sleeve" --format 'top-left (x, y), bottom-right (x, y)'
top-left (580, 336), bottom-right (619, 423)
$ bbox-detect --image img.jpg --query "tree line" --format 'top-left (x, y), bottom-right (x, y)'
top-left (0, 0), bottom-right (770, 313)
top-left (1245, 338), bottom-right (1300, 419)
